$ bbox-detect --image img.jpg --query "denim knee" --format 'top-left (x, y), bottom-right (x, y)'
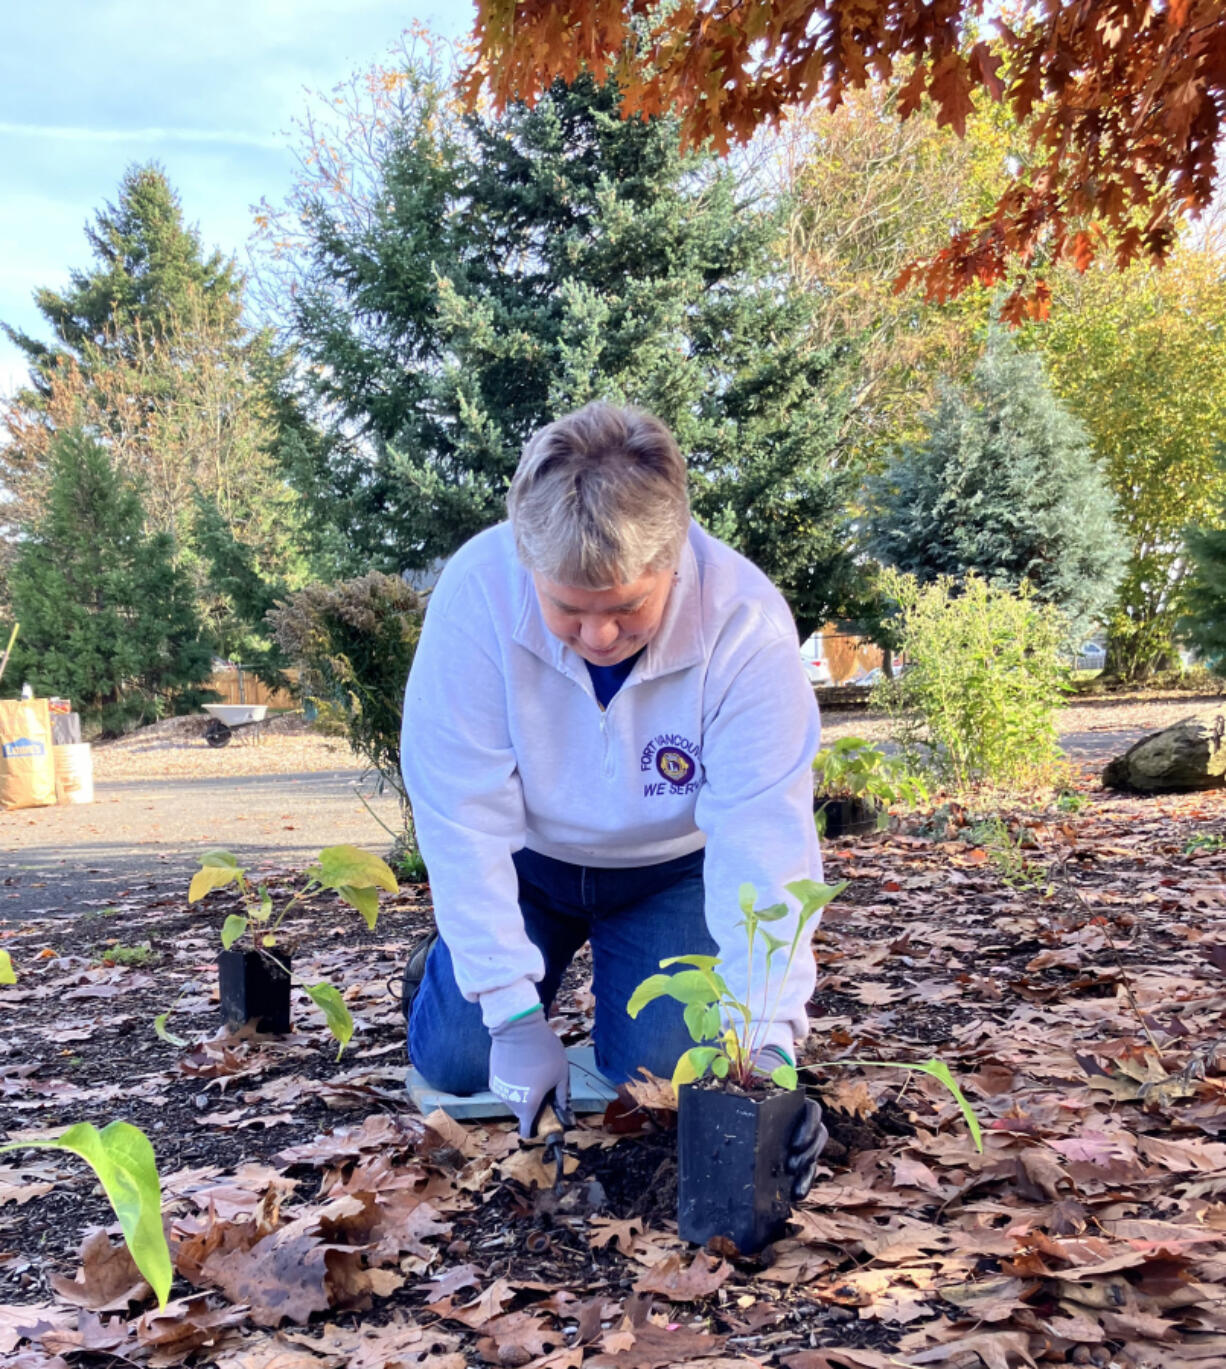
top-left (408, 1003), bottom-right (490, 1095)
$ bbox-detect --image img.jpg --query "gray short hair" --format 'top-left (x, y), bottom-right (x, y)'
top-left (507, 403), bottom-right (690, 587)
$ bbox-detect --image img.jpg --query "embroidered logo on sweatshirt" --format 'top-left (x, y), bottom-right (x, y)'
top-left (640, 732), bottom-right (701, 796)
top-left (656, 747), bottom-right (695, 785)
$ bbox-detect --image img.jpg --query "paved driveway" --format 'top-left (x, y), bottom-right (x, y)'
top-left (1, 768), bottom-right (403, 923)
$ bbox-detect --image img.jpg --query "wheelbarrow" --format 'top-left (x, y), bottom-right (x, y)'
top-left (202, 703), bottom-right (269, 747)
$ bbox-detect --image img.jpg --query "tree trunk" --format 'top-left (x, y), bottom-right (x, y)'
top-left (1102, 715), bottom-right (1226, 793)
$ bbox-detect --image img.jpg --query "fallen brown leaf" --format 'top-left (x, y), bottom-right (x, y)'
top-left (587, 1322), bottom-right (728, 1366)
top-left (632, 1251), bottom-right (731, 1301)
top-left (588, 1216), bottom-right (644, 1256)
top-left (136, 1300), bottom-right (248, 1367)
top-left (48, 1229), bottom-right (152, 1311)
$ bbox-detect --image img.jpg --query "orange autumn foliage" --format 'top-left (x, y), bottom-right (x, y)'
top-left (466, 0), bottom-right (1225, 320)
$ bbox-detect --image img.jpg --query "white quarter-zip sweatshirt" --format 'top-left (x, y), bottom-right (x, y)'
top-left (400, 520), bottom-right (824, 1056)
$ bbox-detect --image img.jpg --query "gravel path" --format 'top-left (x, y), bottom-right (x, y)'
top-left (1, 717), bottom-right (402, 923)
top-left (4, 693), bottom-right (1223, 924)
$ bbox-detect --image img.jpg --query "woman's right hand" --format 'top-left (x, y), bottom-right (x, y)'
top-left (488, 1005), bottom-right (572, 1139)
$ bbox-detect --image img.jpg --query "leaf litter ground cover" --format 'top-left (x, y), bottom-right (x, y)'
top-left (5, 789), bottom-right (1226, 1366)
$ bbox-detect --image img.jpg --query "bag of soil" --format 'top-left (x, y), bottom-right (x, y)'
top-left (0, 698), bottom-right (57, 810)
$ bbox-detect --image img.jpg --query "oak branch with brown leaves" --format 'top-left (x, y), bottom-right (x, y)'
top-left (467, 0), bottom-right (1225, 321)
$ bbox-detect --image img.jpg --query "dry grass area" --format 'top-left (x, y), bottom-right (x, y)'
top-left (92, 714), bottom-right (364, 782)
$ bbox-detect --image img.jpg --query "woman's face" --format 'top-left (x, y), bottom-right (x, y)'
top-left (533, 566), bottom-right (676, 666)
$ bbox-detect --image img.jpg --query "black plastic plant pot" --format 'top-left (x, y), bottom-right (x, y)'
top-left (218, 948), bottom-right (292, 1033)
top-left (677, 1081), bottom-right (806, 1255)
top-left (816, 796), bottom-right (881, 840)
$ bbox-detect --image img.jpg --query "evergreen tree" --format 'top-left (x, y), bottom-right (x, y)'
top-left (1181, 464), bottom-right (1226, 674)
top-left (275, 70), bottom-right (857, 632)
top-left (866, 336), bottom-right (1126, 632)
top-left (0, 165), bottom-right (321, 658)
top-left (4, 429), bottom-right (212, 732)
top-left (3, 164), bottom-right (243, 384)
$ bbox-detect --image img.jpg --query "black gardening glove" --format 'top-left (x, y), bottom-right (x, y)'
top-left (755, 1045), bottom-right (828, 1201)
top-left (787, 1098), bottom-right (828, 1200)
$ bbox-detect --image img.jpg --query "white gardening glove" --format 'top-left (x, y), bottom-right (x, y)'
top-left (488, 1006), bottom-right (572, 1139)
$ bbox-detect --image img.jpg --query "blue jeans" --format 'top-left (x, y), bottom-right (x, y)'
top-left (408, 846), bottom-right (715, 1092)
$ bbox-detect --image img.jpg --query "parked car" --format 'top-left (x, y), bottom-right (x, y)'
top-left (799, 634), bottom-right (833, 685)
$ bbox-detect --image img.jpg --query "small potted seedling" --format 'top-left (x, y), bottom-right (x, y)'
top-left (627, 878), bottom-right (845, 1254)
top-left (161, 845), bottom-right (397, 1054)
top-left (812, 736), bottom-right (927, 840)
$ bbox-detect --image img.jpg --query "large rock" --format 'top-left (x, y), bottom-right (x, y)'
top-left (1102, 715), bottom-right (1226, 793)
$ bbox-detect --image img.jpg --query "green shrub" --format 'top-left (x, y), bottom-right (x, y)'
top-left (874, 571), bottom-right (1068, 792)
top-left (812, 736), bottom-right (927, 834)
top-left (268, 572), bottom-right (422, 801)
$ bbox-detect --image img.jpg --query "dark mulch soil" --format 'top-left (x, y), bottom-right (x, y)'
top-left (7, 788), bottom-right (1226, 1367)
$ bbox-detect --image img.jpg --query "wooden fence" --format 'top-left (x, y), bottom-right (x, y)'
top-left (206, 666), bottom-right (298, 710)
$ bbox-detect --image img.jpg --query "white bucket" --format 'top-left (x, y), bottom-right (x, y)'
top-left (53, 742), bottom-right (94, 805)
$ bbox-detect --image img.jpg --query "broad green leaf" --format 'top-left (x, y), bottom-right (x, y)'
top-left (854, 1058), bottom-right (983, 1153)
top-left (305, 981), bottom-right (354, 1058)
top-left (201, 849), bottom-right (240, 869)
top-left (658, 955), bottom-right (726, 999)
top-left (254, 886), bottom-right (273, 923)
top-left (0, 1122), bottom-right (171, 1307)
top-left (153, 1013), bottom-right (188, 1048)
top-left (645, 969), bottom-right (719, 1008)
top-left (337, 884), bottom-right (380, 931)
top-left (672, 1046), bottom-right (721, 1088)
top-left (627, 973), bottom-right (673, 1017)
top-left (189, 865), bottom-right (240, 903)
top-left (219, 915), bottom-right (248, 951)
top-left (753, 901), bottom-right (790, 923)
top-left (659, 953), bottom-right (722, 973)
top-left (785, 878), bottom-right (847, 913)
top-left (759, 930), bottom-right (789, 958)
top-left (0, 950), bottom-right (15, 985)
top-left (771, 1062), bottom-right (799, 1089)
top-left (683, 1000), bottom-right (710, 1042)
top-left (711, 1053), bottom-right (730, 1078)
top-left (701, 1005), bottom-right (724, 1040)
top-left (738, 883), bottom-right (758, 916)
top-left (627, 970), bottom-right (718, 1017)
top-left (314, 845), bottom-right (398, 894)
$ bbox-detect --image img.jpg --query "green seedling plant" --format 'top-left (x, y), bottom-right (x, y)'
top-left (3, 955), bottom-right (172, 1301)
top-left (93, 943), bottom-right (154, 968)
top-left (81, 905), bottom-right (123, 922)
top-left (0, 1121), bottom-right (172, 1307)
top-left (628, 879), bottom-right (847, 1090)
top-left (157, 844), bottom-right (398, 1056)
top-left (805, 1057), bottom-right (983, 1153)
top-left (812, 737), bottom-right (927, 836)
top-left (969, 816), bottom-right (1050, 892)
top-left (1185, 832), bottom-right (1226, 855)
top-left (627, 882), bottom-right (984, 1152)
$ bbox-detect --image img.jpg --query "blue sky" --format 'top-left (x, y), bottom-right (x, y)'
top-left (0, 1), bottom-right (468, 395)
